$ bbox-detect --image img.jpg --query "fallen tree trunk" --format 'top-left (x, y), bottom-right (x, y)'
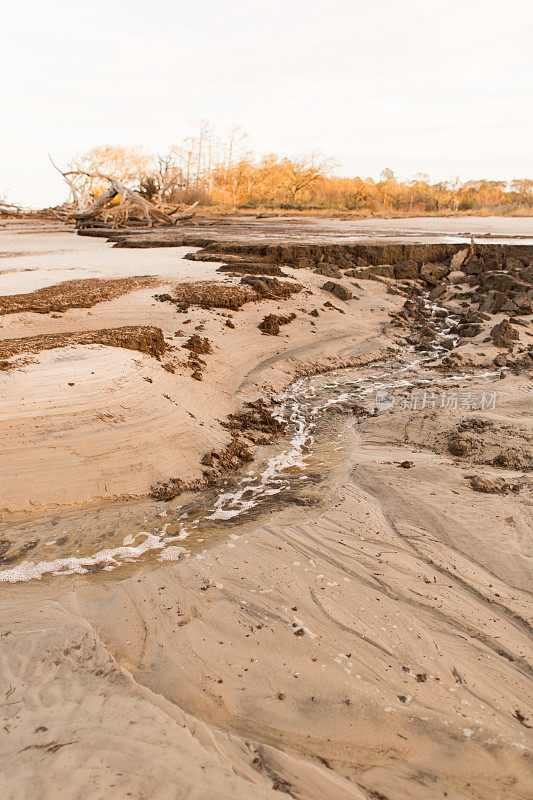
top-left (50, 162), bottom-right (198, 227)
top-left (71, 185), bottom-right (119, 221)
top-left (167, 201), bottom-right (199, 220)
top-left (0, 197), bottom-right (23, 217)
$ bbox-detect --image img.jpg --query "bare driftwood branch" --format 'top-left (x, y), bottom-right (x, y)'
top-left (60, 170), bottom-right (156, 223)
top-left (48, 154), bottom-right (84, 208)
top-left (0, 190), bottom-right (22, 216)
top-left (50, 163), bottom-right (199, 227)
top-left (168, 200), bottom-right (200, 220)
top-left (0, 202), bottom-right (22, 216)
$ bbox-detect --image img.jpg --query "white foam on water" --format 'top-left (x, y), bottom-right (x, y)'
top-left (0, 531), bottom-right (171, 583)
top-left (159, 546), bottom-right (186, 561)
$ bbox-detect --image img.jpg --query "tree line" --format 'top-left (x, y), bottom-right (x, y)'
top-left (64, 121), bottom-right (532, 215)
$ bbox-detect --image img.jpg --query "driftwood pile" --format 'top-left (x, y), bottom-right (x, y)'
top-left (50, 158), bottom-right (198, 228)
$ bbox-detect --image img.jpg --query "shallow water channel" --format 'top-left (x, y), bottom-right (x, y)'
top-left (0, 341), bottom-right (497, 585)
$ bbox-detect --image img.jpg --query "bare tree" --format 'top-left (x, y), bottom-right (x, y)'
top-left (225, 124), bottom-right (248, 179)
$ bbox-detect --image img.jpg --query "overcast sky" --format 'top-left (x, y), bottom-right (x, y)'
top-left (2, 0), bottom-right (532, 207)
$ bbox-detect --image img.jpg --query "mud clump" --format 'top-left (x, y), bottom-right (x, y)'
top-left (313, 264), bottom-right (342, 279)
top-left (258, 313), bottom-right (296, 336)
top-left (224, 399), bottom-right (287, 437)
top-left (490, 320), bottom-right (520, 349)
top-left (182, 335), bottom-right (213, 355)
top-left (0, 276), bottom-right (160, 315)
top-left (469, 475), bottom-right (520, 494)
top-left (455, 323), bottom-right (482, 338)
top-left (448, 435), bottom-right (473, 457)
top-left (181, 335), bottom-right (212, 380)
top-left (419, 261), bottom-right (450, 285)
top-left (325, 401), bottom-right (367, 417)
top-left (160, 277), bottom-right (301, 313)
top-left (200, 437), bottom-right (254, 484)
top-left (321, 281), bottom-right (353, 301)
top-left (446, 419), bottom-right (532, 470)
top-left (352, 265), bottom-right (394, 279)
top-left (216, 263), bottom-right (289, 277)
top-left (482, 290), bottom-right (509, 314)
top-left (394, 261), bottom-right (420, 280)
top-left (240, 275), bottom-right (302, 301)
top-left (0, 326), bottom-right (168, 361)
top-left (416, 323), bottom-right (438, 346)
top-left (492, 450), bottom-right (531, 470)
top-left (150, 477), bottom-right (185, 502)
top-left (168, 281), bottom-right (257, 312)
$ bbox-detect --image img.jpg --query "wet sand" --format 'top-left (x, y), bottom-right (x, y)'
top-left (0, 220), bottom-right (531, 799)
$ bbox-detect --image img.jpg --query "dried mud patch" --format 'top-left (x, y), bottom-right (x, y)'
top-left (157, 278), bottom-right (302, 313)
top-left (150, 435), bottom-right (255, 501)
top-left (182, 334), bottom-right (213, 355)
top-left (0, 326), bottom-right (168, 361)
top-left (240, 275), bottom-right (302, 301)
top-left (0, 276), bottom-right (161, 315)
top-left (150, 400), bottom-right (286, 501)
top-left (258, 313), bottom-right (296, 335)
top-left (446, 418), bottom-right (533, 470)
top-left (165, 281), bottom-right (257, 312)
top-left (216, 263), bottom-right (290, 277)
top-left (224, 399), bottom-right (288, 437)
top-left (468, 475), bottom-right (521, 494)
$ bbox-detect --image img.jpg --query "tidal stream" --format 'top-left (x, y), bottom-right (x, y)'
top-left (0, 297), bottom-right (497, 584)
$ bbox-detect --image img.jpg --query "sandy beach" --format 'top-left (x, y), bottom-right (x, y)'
top-left (0, 217), bottom-right (531, 799)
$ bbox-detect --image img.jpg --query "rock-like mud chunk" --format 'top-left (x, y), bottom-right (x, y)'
top-left (448, 435), bottom-right (473, 457)
top-left (321, 281), bottom-right (353, 301)
top-left (469, 476), bottom-right (519, 494)
top-left (182, 335), bottom-right (213, 355)
top-left (258, 313), bottom-right (296, 336)
top-left (394, 261), bottom-right (420, 280)
top-left (490, 320), bottom-right (519, 349)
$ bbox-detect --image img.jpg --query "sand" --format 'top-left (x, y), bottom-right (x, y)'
top-left (0, 221), bottom-right (531, 800)
top-left (0, 233), bottom-right (397, 512)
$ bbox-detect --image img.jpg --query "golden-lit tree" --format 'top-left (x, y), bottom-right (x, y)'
top-left (510, 179), bottom-right (533, 207)
top-left (277, 152), bottom-right (338, 204)
top-left (63, 122), bottom-right (532, 215)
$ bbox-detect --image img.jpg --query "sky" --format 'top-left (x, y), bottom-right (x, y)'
top-left (1, 0), bottom-right (532, 207)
